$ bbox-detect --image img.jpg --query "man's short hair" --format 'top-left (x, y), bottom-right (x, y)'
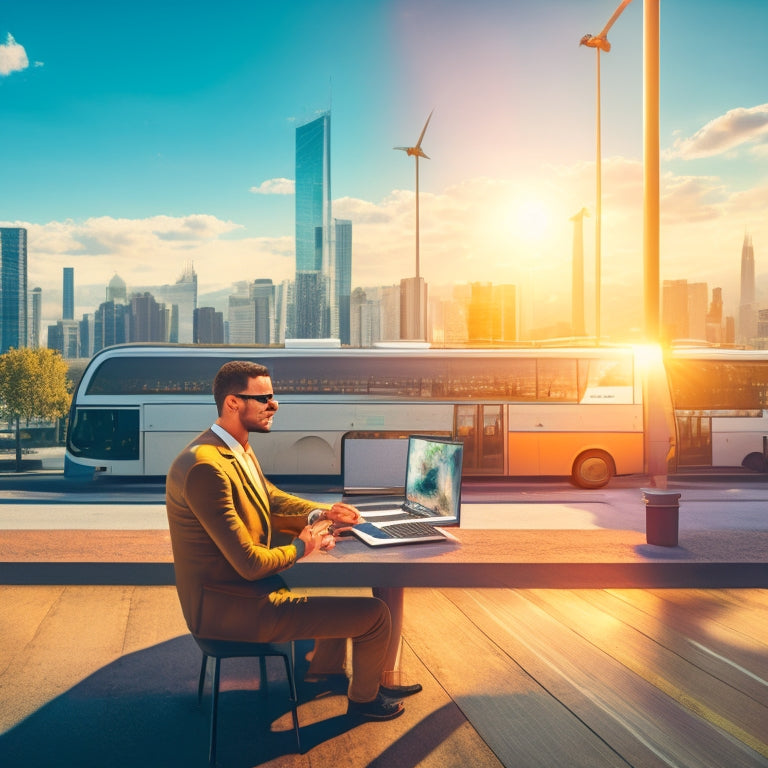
top-left (213, 360), bottom-right (270, 414)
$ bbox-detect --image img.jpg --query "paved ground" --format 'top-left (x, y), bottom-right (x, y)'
top-left (0, 455), bottom-right (766, 766)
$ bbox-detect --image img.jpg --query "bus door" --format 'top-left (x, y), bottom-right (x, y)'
top-left (675, 410), bottom-right (712, 467)
top-left (454, 404), bottom-right (505, 475)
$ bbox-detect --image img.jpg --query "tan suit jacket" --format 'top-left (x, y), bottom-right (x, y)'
top-left (165, 428), bottom-right (329, 641)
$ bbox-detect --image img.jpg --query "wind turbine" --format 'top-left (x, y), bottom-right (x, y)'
top-left (580, 0), bottom-right (634, 343)
top-left (395, 110), bottom-right (433, 339)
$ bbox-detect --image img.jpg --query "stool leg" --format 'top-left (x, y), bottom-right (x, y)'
top-left (197, 653), bottom-right (208, 705)
top-left (209, 657), bottom-right (221, 768)
top-left (282, 649), bottom-right (302, 753)
top-left (258, 656), bottom-right (268, 694)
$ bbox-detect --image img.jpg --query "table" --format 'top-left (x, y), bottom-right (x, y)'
top-left (2, 528), bottom-right (765, 588)
top-left (282, 528), bottom-right (768, 589)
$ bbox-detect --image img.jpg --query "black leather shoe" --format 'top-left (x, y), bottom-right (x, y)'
top-left (347, 692), bottom-right (405, 721)
top-left (379, 682), bottom-right (422, 698)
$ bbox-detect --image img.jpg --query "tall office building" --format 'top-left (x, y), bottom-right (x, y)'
top-left (134, 262), bottom-right (197, 343)
top-left (334, 219), bottom-right (352, 345)
top-left (254, 279), bottom-right (276, 345)
top-left (193, 307), bottom-right (224, 343)
top-left (688, 282), bottom-right (708, 341)
top-left (738, 233), bottom-right (757, 345)
top-left (466, 283), bottom-right (517, 344)
top-left (63, 267), bottom-right (74, 320)
top-left (400, 276), bottom-right (427, 340)
top-left (130, 292), bottom-right (169, 342)
top-left (662, 279), bottom-right (690, 342)
top-left (47, 319), bottom-right (79, 359)
top-left (29, 286), bottom-right (42, 348)
top-left (293, 111), bottom-right (332, 338)
top-left (662, 279), bottom-right (708, 343)
top-left (0, 227), bottom-right (28, 352)
top-left (379, 285), bottom-right (401, 341)
top-left (93, 300), bottom-right (128, 353)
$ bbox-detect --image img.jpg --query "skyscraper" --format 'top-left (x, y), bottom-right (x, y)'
top-left (134, 262), bottom-right (197, 343)
top-left (400, 277), bottom-right (427, 340)
top-left (334, 218), bottom-right (352, 345)
top-left (739, 233), bottom-right (756, 345)
top-left (0, 227), bottom-right (28, 353)
top-left (294, 111), bottom-right (332, 338)
top-left (29, 286), bottom-right (42, 348)
top-left (63, 267), bottom-right (74, 320)
top-left (193, 307), bottom-right (224, 344)
top-left (251, 279), bottom-right (275, 345)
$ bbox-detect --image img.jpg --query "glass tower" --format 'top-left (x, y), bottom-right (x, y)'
top-left (335, 218), bottom-right (352, 345)
top-left (63, 267), bottom-right (74, 320)
top-left (0, 227), bottom-right (28, 353)
top-left (294, 112), bottom-right (332, 338)
top-left (739, 233), bottom-right (756, 344)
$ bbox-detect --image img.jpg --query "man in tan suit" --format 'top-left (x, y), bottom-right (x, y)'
top-left (166, 360), bottom-right (404, 720)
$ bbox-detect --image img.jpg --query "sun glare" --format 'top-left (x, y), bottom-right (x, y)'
top-left (514, 199), bottom-right (551, 243)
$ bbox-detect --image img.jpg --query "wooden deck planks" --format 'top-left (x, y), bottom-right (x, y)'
top-left (403, 588), bottom-right (629, 768)
top-left (440, 587), bottom-right (765, 768)
top-left (596, 589), bottom-right (768, 703)
top-left (523, 589), bottom-right (768, 764)
top-left (1, 586), bottom-right (767, 767)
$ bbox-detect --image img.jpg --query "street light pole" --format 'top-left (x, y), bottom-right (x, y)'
top-left (643, 0), bottom-right (660, 342)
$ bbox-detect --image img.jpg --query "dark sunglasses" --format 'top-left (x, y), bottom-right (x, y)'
top-left (233, 393), bottom-right (275, 404)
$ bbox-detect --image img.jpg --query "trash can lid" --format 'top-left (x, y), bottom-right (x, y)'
top-left (641, 488), bottom-right (681, 502)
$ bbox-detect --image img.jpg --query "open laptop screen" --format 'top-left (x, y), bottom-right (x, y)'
top-left (404, 435), bottom-right (464, 520)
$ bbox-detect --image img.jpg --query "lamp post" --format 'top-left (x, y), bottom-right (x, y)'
top-left (643, 0), bottom-right (660, 342)
top-left (580, 0), bottom-right (634, 344)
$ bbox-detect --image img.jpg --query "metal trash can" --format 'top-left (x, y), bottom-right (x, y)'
top-left (641, 489), bottom-right (681, 547)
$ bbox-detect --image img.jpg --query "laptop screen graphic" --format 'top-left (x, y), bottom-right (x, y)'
top-left (404, 436), bottom-right (463, 519)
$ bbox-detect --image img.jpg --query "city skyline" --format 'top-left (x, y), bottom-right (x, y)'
top-left (2, 1), bottom-right (768, 338)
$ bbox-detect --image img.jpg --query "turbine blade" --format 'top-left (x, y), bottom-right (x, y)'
top-left (415, 109), bottom-right (434, 148)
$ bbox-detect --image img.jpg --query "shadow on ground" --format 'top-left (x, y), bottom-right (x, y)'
top-left (0, 635), bottom-right (363, 768)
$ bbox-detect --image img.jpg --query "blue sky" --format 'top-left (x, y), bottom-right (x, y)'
top-left (2, 0), bottom-right (768, 337)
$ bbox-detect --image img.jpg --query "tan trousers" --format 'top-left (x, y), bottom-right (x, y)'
top-left (308, 587), bottom-right (404, 687)
top-left (267, 589), bottom-right (391, 703)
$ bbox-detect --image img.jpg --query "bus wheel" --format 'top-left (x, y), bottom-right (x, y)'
top-left (572, 450), bottom-right (614, 489)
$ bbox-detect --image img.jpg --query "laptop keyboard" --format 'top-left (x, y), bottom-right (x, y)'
top-left (383, 521), bottom-right (442, 539)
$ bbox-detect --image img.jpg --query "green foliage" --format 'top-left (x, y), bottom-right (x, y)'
top-left (0, 347), bottom-right (71, 423)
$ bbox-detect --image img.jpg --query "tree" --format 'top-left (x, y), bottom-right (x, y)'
top-left (0, 348), bottom-right (71, 472)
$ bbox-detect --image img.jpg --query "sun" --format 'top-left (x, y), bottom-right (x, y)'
top-left (513, 199), bottom-right (551, 243)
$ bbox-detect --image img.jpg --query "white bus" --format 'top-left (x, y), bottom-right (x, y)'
top-left (665, 346), bottom-right (768, 472)
top-left (64, 343), bottom-right (675, 488)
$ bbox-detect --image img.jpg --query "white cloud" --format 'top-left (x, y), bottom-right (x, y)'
top-left (0, 33), bottom-right (29, 76)
top-left (666, 104), bottom-right (768, 160)
top-left (250, 178), bottom-right (294, 195)
top-left (3, 214), bottom-right (292, 325)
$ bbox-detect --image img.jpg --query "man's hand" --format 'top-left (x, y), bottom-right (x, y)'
top-left (298, 519), bottom-right (336, 556)
top-left (326, 502), bottom-right (361, 525)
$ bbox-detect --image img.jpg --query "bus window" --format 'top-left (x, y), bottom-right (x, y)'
top-left (536, 359), bottom-right (578, 401)
top-left (85, 356), bottom-right (225, 395)
top-left (68, 408), bottom-right (140, 460)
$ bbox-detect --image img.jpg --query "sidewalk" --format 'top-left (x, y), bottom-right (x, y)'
top-left (1, 469), bottom-right (767, 767)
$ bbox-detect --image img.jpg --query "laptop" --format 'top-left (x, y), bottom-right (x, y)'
top-left (349, 435), bottom-right (463, 546)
